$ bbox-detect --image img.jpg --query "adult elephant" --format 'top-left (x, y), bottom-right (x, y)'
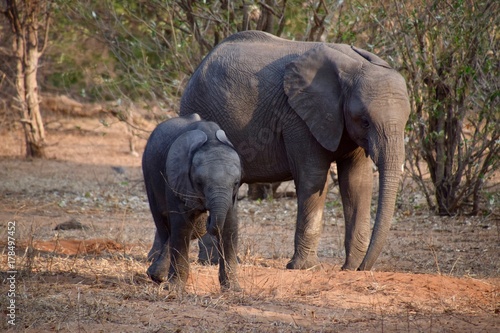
top-left (180, 31), bottom-right (410, 271)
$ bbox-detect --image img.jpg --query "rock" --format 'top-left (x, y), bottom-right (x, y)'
top-left (54, 218), bottom-right (89, 231)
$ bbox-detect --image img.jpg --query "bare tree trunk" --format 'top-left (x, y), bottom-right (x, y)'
top-left (5, 0), bottom-right (50, 158)
top-left (256, 0), bottom-right (274, 33)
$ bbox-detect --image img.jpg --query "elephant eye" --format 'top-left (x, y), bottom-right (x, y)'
top-left (361, 119), bottom-right (370, 129)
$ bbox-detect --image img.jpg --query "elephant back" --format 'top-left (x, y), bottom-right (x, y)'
top-left (220, 30), bottom-right (278, 44)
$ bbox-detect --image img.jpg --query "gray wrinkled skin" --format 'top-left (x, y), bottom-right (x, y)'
top-left (142, 114), bottom-right (241, 291)
top-left (180, 31), bottom-right (411, 271)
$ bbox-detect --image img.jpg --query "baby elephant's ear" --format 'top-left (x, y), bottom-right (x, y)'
top-left (216, 129), bottom-right (234, 147)
top-left (166, 130), bottom-right (208, 207)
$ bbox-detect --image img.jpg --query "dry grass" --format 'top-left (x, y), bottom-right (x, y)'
top-left (1, 214), bottom-right (498, 332)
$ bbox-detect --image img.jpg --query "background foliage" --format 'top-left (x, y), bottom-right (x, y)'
top-left (0, 0), bottom-right (498, 215)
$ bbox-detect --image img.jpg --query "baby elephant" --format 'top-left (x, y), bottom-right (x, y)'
top-left (142, 113), bottom-right (242, 291)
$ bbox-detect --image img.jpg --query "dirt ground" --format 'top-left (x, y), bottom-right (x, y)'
top-left (0, 111), bottom-right (498, 332)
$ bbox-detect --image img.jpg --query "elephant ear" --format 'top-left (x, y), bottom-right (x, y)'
top-left (215, 129), bottom-right (234, 148)
top-left (166, 130), bottom-right (208, 208)
top-left (351, 46), bottom-right (392, 69)
top-left (284, 44), bottom-right (361, 152)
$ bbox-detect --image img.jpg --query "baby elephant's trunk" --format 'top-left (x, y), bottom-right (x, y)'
top-left (206, 192), bottom-right (231, 236)
top-left (207, 213), bottom-right (225, 236)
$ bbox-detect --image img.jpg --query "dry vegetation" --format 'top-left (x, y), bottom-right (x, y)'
top-left (0, 109), bottom-right (498, 332)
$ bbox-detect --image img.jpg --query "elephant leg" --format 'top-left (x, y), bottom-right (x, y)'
top-left (147, 230), bottom-right (162, 262)
top-left (247, 183), bottom-right (266, 200)
top-left (217, 205), bottom-right (241, 291)
top-left (247, 182), bottom-right (280, 200)
top-left (167, 214), bottom-right (192, 290)
top-left (147, 240), bottom-right (170, 283)
top-left (337, 147), bottom-right (373, 270)
top-left (147, 208), bottom-right (171, 283)
top-left (286, 168), bottom-right (328, 269)
top-left (198, 233), bottom-right (219, 265)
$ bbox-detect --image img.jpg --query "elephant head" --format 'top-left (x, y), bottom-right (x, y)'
top-left (166, 129), bottom-right (241, 236)
top-left (284, 44), bottom-right (411, 270)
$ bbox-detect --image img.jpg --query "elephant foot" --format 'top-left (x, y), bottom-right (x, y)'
top-left (197, 234), bottom-right (220, 265)
top-left (197, 255), bottom-right (219, 266)
top-left (341, 263), bottom-right (360, 271)
top-left (341, 256), bottom-right (365, 271)
top-left (220, 279), bottom-right (242, 292)
top-left (164, 280), bottom-right (187, 295)
top-left (286, 255), bottom-right (320, 270)
top-left (147, 259), bottom-right (170, 284)
top-left (147, 265), bottom-right (167, 284)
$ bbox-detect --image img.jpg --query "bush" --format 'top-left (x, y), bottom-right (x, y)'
top-left (9, 0), bottom-right (499, 214)
top-left (349, 0), bottom-right (499, 215)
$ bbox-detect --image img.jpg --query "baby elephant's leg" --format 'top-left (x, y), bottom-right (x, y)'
top-left (147, 239), bottom-right (170, 283)
top-left (167, 214), bottom-right (193, 290)
top-left (147, 215), bottom-right (170, 283)
top-left (198, 234), bottom-right (219, 265)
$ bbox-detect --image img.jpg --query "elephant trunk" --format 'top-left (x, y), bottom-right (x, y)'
top-left (359, 135), bottom-right (404, 270)
top-left (206, 189), bottom-right (231, 236)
